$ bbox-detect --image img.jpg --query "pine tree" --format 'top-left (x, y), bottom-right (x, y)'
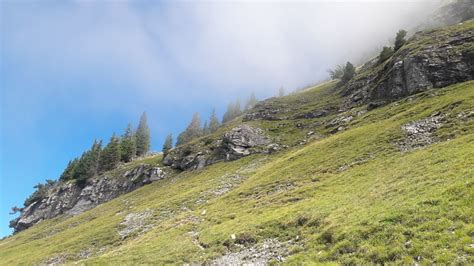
top-left (379, 46), bottom-right (394, 63)
top-left (99, 134), bottom-right (121, 173)
top-left (341, 61), bottom-right (356, 84)
top-left (245, 93), bottom-right (258, 110)
top-left (222, 102), bottom-right (233, 123)
top-left (394, 29), bottom-right (407, 51)
top-left (59, 158), bottom-right (79, 181)
top-left (234, 98), bottom-right (242, 117)
top-left (176, 113), bottom-right (203, 146)
top-left (135, 112), bottom-right (151, 157)
top-left (278, 87), bottom-right (285, 97)
top-left (120, 123), bottom-right (136, 162)
top-left (73, 150), bottom-right (94, 186)
top-left (222, 100), bottom-right (242, 123)
top-left (203, 120), bottom-right (209, 134)
top-left (328, 64), bottom-right (345, 80)
top-left (162, 134), bottom-right (173, 157)
top-left (208, 108), bottom-right (220, 132)
top-left (88, 139), bottom-right (102, 177)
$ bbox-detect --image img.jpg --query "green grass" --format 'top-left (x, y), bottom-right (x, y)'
top-left (1, 81), bottom-right (473, 264)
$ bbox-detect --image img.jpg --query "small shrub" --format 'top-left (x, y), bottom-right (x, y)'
top-left (341, 62), bottom-right (356, 84)
top-left (295, 215), bottom-right (309, 226)
top-left (320, 230), bottom-right (334, 244)
top-left (235, 232), bottom-right (257, 246)
top-left (379, 46), bottom-right (394, 63)
top-left (330, 240), bottom-right (357, 258)
top-left (394, 29), bottom-right (407, 51)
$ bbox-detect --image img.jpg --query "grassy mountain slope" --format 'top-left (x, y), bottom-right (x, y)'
top-left (1, 79), bottom-right (473, 264)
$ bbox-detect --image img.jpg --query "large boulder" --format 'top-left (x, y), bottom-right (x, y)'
top-left (222, 125), bottom-right (271, 159)
top-left (163, 125), bottom-right (277, 171)
top-left (344, 21), bottom-right (474, 106)
top-left (10, 164), bottom-right (166, 232)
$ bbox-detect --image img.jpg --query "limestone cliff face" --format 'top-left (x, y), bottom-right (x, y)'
top-left (10, 164), bottom-right (165, 232)
top-left (163, 125), bottom-right (280, 171)
top-left (344, 21), bottom-right (473, 107)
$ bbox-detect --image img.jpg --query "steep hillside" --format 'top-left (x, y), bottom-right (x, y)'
top-left (1, 19), bottom-right (473, 265)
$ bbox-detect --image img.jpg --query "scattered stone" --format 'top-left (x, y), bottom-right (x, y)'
top-left (211, 239), bottom-right (297, 265)
top-left (212, 174), bottom-right (246, 196)
top-left (201, 210), bottom-right (206, 216)
top-left (117, 210), bottom-right (153, 240)
top-left (397, 113), bottom-right (445, 152)
top-left (327, 115), bottom-right (354, 133)
top-left (77, 248), bottom-right (93, 259)
top-left (42, 254), bottom-right (68, 265)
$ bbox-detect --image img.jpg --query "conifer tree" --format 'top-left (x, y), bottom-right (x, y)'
top-left (120, 123), bottom-right (136, 162)
top-left (222, 100), bottom-right (242, 123)
top-left (222, 102), bottom-right (233, 123)
top-left (245, 93), bottom-right (258, 110)
top-left (328, 64), bottom-right (345, 79)
top-left (176, 113), bottom-right (203, 146)
top-left (341, 61), bottom-right (356, 84)
top-left (162, 134), bottom-right (173, 157)
top-left (379, 46), bottom-right (394, 63)
top-left (59, 158), bottom-right (79, 181)
top-left (73, 150), bottom-right (94, 186)
top-left (394, 29), bottom-right (407, 51)
top-left (234, 98), bottom-right (242, 116)
top-left (208, 108), bottom-right (220, 132)
top-left (99, 134), bottom-right (121, 173)
top-left (135, 112), bottom-right (151, 157)
top-left (203, 120), bottom-right (209, 135)
top-left (278, 87), bottom-right (285, 97)
top-left (88, 139), bottom-right (102, 177)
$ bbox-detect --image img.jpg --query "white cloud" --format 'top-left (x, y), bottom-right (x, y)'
top-left (2, 0), bottom-right (443, 106)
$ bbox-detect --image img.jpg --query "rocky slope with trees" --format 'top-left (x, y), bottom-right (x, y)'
top-left (2, 6), bottom-right (473, 264)
top-left (10, 113), bottom-right (154, 232)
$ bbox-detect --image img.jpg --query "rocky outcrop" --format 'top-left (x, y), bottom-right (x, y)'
top-left (163, 125), bottom-right (279, 171)
top-left (423, 0), bottom-right (474, 29)
top-left (243, 102), bottom-right (289, 121)
top-left (344, 21), bottom-right (474, 106)
top-left (292, 109), bottom-right (329, 119)
top-left (10, 164), bottom-right (165, 232)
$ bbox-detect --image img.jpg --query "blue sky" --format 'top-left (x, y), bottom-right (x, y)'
top-left (0, 0), bottom-right (440, 237)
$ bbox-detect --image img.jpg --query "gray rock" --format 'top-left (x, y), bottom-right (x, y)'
top-left (163, 125), bottom-right (276, 171)
top-left (117, 210), bottom-right (153, 239)
top-left (243, 102), bottom-right (288, 121)
top-left (222, 125), bottom-right (271, 160)
top-left (211, 238), bottom-right (299, 265)
top-left (292, 109), bottom-right (329, 119)
top-left (10, 164), bottom-right (166, 233)
top-left (397, 113), bottom-right (445, 152)
top-left (344, 26), bottom-right (473, 108)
